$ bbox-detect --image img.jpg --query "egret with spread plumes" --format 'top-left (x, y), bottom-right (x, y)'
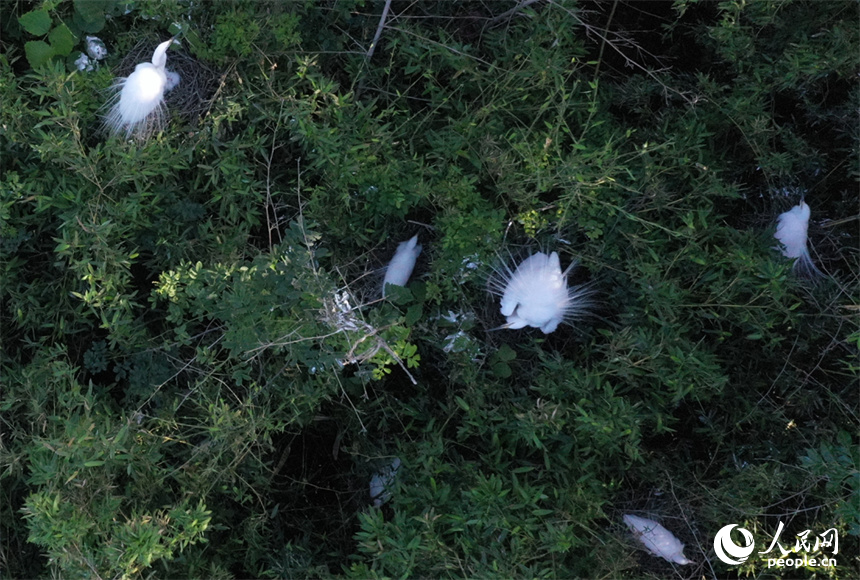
top-left (775, 201), bottom-right (821, 276)
top-left (623, 514), bottom-right (692, 565)
top-left (383, 235), bottom-right (422, 297)
top-left (104, 38), bottom-right (177, 139)
top-left (489, 251), bottom-right (593, 334)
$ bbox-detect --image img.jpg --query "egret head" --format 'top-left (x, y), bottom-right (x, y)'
top-left (151, 37), bottom-right (175, 69)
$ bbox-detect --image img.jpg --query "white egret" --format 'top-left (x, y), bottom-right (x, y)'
top-left (489, 251), bottom-right (593, 334)
top-left (382, 235), bottom-right (422, 297)
top-left (103, 37), bottom-right (178, 139)
top-left (774, 201), bottom-right (821, 276)
top-left (623, 514), bottom-right (692, 565)
top-left (369, 457), bottom-right (401, 508)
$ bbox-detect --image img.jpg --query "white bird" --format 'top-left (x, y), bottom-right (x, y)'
top-left (489, 251), bottom-right (592, 334)
top-left (774, 201), bottom-right (821, 276)
top-left (623, 514), bottom-right (692, 565)
top-left (383, 235), bottom-right (422, 297)
top-left (85, 36), bottom-right (108, 61)
top-left (104, 38), bottom-right (177, 139)
top-left (369, 457), bottom-right (401, 508)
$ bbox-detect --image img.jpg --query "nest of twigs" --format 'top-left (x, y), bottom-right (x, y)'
top-left (115, 39), bottom-right (221, 125)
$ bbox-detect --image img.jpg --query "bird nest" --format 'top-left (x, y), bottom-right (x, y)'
top-left (114, 39), bottom-right (221, 125)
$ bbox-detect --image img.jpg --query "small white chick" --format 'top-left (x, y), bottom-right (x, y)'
top-left (623, 514), bottom-right (692, 565)
top-left (85, 36), bottom-right (108, 61)
top-left (383, 235), bottom-right (422, 297)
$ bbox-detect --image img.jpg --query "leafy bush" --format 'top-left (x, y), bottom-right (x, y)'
top-left (1, 0), bottom-right (857, 578)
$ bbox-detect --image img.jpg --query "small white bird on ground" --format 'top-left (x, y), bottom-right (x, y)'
top-left (623, 514), bottom-right (692, 565)
top-left (383, 235), bottom-right (422, 297)
top-left (489, 251), bottom-right (592, 334)
top-left (774, 201), bottom-right (821, 276)
top-left (104, 37), bottom-right (178, 139)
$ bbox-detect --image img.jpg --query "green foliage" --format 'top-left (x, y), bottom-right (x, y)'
top-left (2, 0), bottom-right (858, 578)
top-left (801, 431), bottom-right (860, 536)
top-left (19, 9), bottom-right (53, 36)
top-left (7, 351), bottom-right (211, 579)
top-left (15, 0), bottom-right (122, 68)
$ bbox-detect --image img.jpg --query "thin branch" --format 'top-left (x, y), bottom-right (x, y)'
top-left (592, 0), bottom-right (619, 80)
top-left (820, 214), bottom-right (859, 228)
top-left (388, 25), bottom-right (501, 71)
top-left (263, 103), bottom-right (285, 251)
top-left (549, 0), bottom-right (698, 106)
top-left (488, 0), bottom-right (543, 26)
top-left (366, 0), bottom-right (393, 61)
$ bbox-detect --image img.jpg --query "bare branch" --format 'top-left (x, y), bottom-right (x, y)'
top-left (488, 0), bottom-right (544, 26)
top-left (366, 0), bottom-right (393, 61)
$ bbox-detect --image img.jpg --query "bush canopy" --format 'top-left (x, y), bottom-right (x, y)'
top-left (1, 1), bottom-right (857, 578)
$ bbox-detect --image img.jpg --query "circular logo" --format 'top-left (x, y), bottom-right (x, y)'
top-left (714, 524), bottom-right (755, 565)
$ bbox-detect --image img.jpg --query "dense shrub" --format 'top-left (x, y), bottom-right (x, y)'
top-left (1, 0), bottom-right (857, 578)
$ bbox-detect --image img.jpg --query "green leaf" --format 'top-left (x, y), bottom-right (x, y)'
top-left (405, 304), bottom-right (423, 326)
top-left (19, 10), bottom-right (52, 36)
top-left (48, 24), bottom-right (76, 56)
top-left (409, 281), bottom-right (427, 302)
top-left (109, 0), bottom-right (133, 17)
top-left (73, 0), bottom-right (109, 22)
top-left (492, 362), bottom-right (512, 378)
top-left (497, 343), bottom-right (517, 362)
top-left (168, 21), bottom-right (186, 36)
top-left (72, 8), bottom-right (106, 33)
top-left (454, 396), bottom-right (470, 411)
top-left (384, 283), bottom-right (413, 305)
top-left (24, 41), bottom-right (55, 68)
top-left (84, 460), bottom-right (105, 467)
top-left (179, 27), bottom-right (205, 57)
